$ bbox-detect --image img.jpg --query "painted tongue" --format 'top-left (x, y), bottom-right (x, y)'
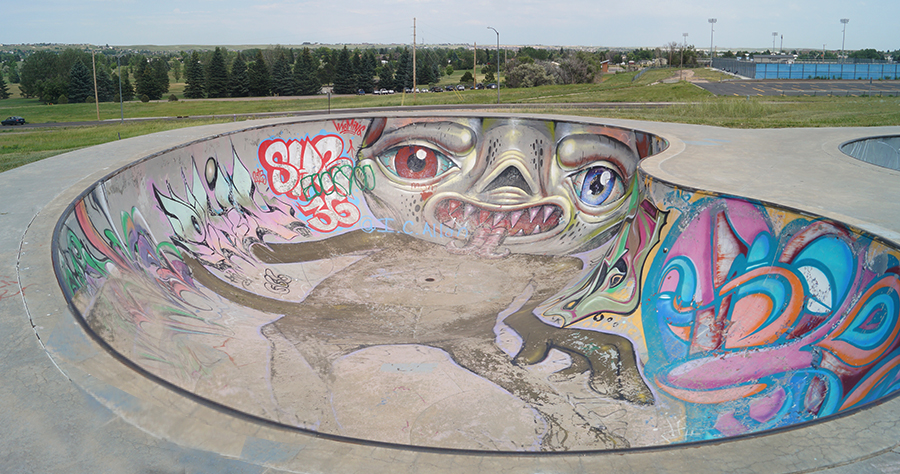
top-left (445, 224), bottom-right (510, 258)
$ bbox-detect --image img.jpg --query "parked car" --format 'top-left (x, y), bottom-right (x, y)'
top-left (474, 83), bottom-right (485, 90)
top-left (2, 116), bottom-right (25, 126)
top-left (444, 85), bottom-right (454, 91)
top-left (456, 85), bottom-right (466, 91)
top-left (487, 83), bottom-right (497, 89)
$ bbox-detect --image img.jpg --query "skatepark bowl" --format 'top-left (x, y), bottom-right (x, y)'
top-left (31, 112), bottom-right (900, 471)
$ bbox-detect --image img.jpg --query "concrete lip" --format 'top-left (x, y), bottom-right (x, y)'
top-left (8, 112), bottom-right (900, 472)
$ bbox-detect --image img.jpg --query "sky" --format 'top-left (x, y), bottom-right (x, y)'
top-left (1, 0), bottom-right (897, 52)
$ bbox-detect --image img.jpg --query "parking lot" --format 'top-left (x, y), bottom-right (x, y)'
top-left (695, 80), bottom-right (900, 97)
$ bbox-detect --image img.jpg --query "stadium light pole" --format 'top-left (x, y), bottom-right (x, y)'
top-left (487, 26), bottom-right (500, 104)
top-left (681, 33), bottom-right (688, 80)
top-left (840, 18), bottom-right (849, 60)
top-left (708, 19), bottom-right (717, 64)
top-left (772, 32), bottom-right (778, 53)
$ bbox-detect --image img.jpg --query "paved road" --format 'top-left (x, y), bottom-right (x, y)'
top-left (695, 79), bottom-right (900, 97)
top-left (1, 102), bottom-right (671, 130)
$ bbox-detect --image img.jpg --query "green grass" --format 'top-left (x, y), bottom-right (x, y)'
top-left (0, 118), bottom-right (237, 172)
top-left (1, 68), bottom-right (899, 173)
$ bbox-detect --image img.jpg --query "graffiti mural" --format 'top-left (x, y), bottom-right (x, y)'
top-left (640, 195), bottom-right (900, 440)
top-left (52, 115), bottom-right (900, 452)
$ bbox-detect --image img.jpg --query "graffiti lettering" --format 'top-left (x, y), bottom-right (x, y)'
top-left (297, 162), bottom-right (376, 201)
top-left (251, 169), bottom-right (267, 187)
top-left (258, 135), bottom-right (371, 233)
top-left (332, 118), bottom-right (365, 137)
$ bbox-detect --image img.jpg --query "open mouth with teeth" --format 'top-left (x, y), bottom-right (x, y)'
top-left (435, 198), bottom-right (563, 237)
top-left (433, 198), bottom-right (564, 258)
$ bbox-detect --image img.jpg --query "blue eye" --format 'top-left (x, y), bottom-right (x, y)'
top-left (572, 166), bottom-right (624, 206)
top-left (377, 145), bottom-right (457, 180)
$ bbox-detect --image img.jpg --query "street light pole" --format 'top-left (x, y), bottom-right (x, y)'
top-left (487, 26), bottom-right (500, 104)
top-left (708, 18), bottom-right (717, 65)
top-left (840, 18), bottom-right (849, 60)
top-left (681, 33), bottom-right (688, 80)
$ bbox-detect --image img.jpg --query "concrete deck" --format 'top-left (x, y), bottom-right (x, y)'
top-left (3, 113), bottom-right (900, 473)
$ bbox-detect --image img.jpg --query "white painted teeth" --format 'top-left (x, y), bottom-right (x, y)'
top-left (542, 206), bottom-right (555, 223)
top-left (509, 210), bottom-right (523, 227)
top-left (463, 204), bottom-right (476, 220)
top-left (528, 207), bottom-right (540, 222)
top-left (532, 225), bottom-right (541, 235)
top-left (492, 212), bottom-right (507, 227)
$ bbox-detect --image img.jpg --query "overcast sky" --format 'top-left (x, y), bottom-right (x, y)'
top-left (2, 0), bottom-right (896, 52)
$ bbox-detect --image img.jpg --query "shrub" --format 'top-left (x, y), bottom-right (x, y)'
top-left (57, 94), bottom-right (68, 104)
top-left (140, 94), bottom-right (149, 103)
top-left (168, 94), bottom-right (178, 101)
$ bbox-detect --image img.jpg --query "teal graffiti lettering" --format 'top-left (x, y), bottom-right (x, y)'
top-left (298, 162), bottom-right (376, 201)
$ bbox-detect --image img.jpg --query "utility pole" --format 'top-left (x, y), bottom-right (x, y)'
top-left (473, 42), bottom-right (477, 86)
top-left (413, 18), bottom-right (417, 98)
top-left (91, 50), bottom-right (100, 121)
top-left (116, 55), bottom-right (124, 124)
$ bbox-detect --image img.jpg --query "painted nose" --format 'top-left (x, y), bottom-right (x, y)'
top-left (482, 166), bottom-right (533, 194)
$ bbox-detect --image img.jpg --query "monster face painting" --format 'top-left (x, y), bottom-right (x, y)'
top-left (357, 117), bottom-right (645, 257)
top-left (55, 114), bottom-right (900, 453)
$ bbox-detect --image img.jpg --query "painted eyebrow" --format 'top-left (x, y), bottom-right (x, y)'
top-left (556, 134), bottom-right (639, 178)
top-left (367, 121), bottom-right (476, 155)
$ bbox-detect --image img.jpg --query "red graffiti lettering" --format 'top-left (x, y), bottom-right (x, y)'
top-left (251, 169), bottom-right (267, 187)
top-left (258, 135), bottom-right (361, 233)
top-left (332, 119), bottom-right (365, 137)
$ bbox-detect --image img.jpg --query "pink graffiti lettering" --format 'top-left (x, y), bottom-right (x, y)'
top-left (332, 119), bottom-right (365, 137)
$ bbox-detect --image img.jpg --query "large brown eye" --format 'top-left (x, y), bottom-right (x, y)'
top-left (394, 145), bottom-right (438, 179)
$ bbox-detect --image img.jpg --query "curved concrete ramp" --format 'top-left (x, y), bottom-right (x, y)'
top-left (9, 113), bottom-right (900, 472)
top-left (842, 135), bottom-right (900, 170)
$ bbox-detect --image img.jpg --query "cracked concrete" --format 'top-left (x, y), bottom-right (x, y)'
top-left (3, 112), bottom-right (900, 473)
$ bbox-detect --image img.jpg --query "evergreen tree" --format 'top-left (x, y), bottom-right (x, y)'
top-left (7, 63), bottom-right (19, 84)
top-left (183, 51), bottom-right (206, 98)
top-left (293, 48), bottom-right (321, 96)
top-left (271, 51), bottom-right (293, 96)
top-left (206, 47), bottom-right (229, 98)
top-left (67, 60), bottom-right (93, 103)
top-left (0, 73), bottom-right (9, 99)
top-left (355, 49), bottom-right (376, 93)
top-left (332, 46), bottom-right (355, 94)
top-left (248, 50), bottom-right (271, 96)
top-left (316, 48), bottom-right (335, 86)
top-left (151, 57), bottom-right (170, 98)
top-left (95, 67), bottom-right (115, 102)
top-left (378, 61), bottom-right (395, 91)
top-left (229, 52), bottom-right (250, 98)
top-left (395, 48), bottom-right (413, 90)
top-left (120, 70), bottom-right (134, 101)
